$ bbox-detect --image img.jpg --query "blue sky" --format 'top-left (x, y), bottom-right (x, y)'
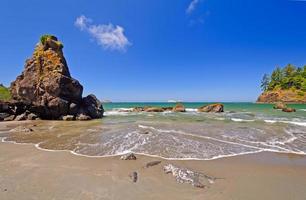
top-left (1, 0), bottom-right (306, 102)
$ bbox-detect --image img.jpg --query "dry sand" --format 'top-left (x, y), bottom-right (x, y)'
top-left (0, 142), bottom-right (306, 200)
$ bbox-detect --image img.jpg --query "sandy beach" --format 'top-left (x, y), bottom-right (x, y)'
top-left (1, 141), bottom-right (306, 200)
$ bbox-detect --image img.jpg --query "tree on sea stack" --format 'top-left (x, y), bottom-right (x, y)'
top-left (257, 64), bottom-right (306, 103)
top-left (0, 34), bottom-right (104, 121)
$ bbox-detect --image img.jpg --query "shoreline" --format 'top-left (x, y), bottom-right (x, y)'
top-left (2, 132), bottom-right (306, 161)
top-left (1, 142), bottom-right (306, 200)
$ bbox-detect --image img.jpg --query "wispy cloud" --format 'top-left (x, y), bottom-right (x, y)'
top-left (186, 0), bottom-right (200, 14)
top-left (75, 15), bottom-right (131, 52)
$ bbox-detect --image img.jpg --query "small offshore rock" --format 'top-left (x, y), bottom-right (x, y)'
top-left (129, 171), bottom-right (138, 183)
top-left (198, 103), bottom-right (224, 113)
top-left (144, 107), bottom-right (164, 112)
top-left (282, 107), bottom-right (296, 112)
top-left (62, 115), bottom-right (75, 121)
top-left (273, 102), bottom-right (287, 109)
top-left (120, 153), bottom-right (137, 160)
top-left (145, 161), bottom-right (161, 168)
top-left (163, 107), bottom-right (173, 111)
top-left (132, 107), bottom-right (144, 112)
top-left (172, 103), bottom-right (186, 112)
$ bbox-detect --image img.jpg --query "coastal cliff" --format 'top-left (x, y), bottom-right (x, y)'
top-left (0, 35), bottom-right (103, 121)
top-left (257, 89), bottom-right (306, 103)
top-left (257, 65), bottom-right (306, 103)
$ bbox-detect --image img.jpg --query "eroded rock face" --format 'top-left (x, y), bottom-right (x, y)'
top-left (1, 35), bottom-right (104, 121)
top-left (198, 104), bottom-right (224, 113)
top-left (257, 90), bottom-right (306, 103)
top-left (80, 94), bottom-right (104, 119)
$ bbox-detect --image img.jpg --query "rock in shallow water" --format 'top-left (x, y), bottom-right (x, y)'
top-left (198, 103), bottom-right (224, 113)
top-left (164, 164), bottom-right (216, 188)
top-left (172, 103), bottom-right (186, 112)
top-left (273, 102), bottom-right (287, 109)
top-left (282, 107), bottom-right (296, 112)
top-left (120, 153), bottom-right (137, 160)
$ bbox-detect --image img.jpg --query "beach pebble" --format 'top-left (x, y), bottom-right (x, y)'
top-left (129, 171), bottom-right (138, 183)
top-left (120, 153), bottom-right (137, 160)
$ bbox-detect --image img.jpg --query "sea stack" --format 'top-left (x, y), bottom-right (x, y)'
top-left (0, 35), bottom-right (103, 121)
top-left (257, 90), bottom-right (306, 103)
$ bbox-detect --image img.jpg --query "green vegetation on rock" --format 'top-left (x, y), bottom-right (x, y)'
top-left (40, 34), bottom-right (63, 48)
top-left (40, 34), bottom-right (55, 45)
top-left (261, 64), bottom-right (306, 92)
top-left (0, 84), bottom-right (11, 101)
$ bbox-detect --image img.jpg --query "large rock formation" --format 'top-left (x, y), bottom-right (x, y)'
top-left (0, 35), bottom-right (103, 121)
top-left (257, 89), bottom-right (306, 103)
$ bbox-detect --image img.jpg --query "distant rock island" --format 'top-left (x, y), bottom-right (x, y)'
top-left (0, 35), bottom-right (103, 121)
top-left (257, 64), bottom-right (306, 103)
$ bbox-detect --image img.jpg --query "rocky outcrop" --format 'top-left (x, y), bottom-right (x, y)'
top-left (0, 35), bottom-right (103, 121)
top-left (272, 102), bottom-right (296, 113)
top-left (273, 102), bottom-right (287, 109)
top-left (198, 103), bottom-right (224, 113)
top-left (172, 103), bottom-right (186, 112)
top-left (144, 107), bottom-right (164, 112)
top-left (282, 107), bottom-right (296, 113)
top-left (257, 89), bottom-right (306, 103)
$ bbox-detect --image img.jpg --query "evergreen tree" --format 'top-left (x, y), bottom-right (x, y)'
top-left (263, 64), bottom-right (306, 92)
top-left (261, 74), bottom-right (270, 91)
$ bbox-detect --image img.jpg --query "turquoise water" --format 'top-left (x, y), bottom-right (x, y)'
top-left (1, 102), bottom-right (306, 160)
top-left (104, 102), bottom-right (306, 119)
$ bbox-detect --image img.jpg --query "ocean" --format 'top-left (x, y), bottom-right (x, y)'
top-left (1, 102), bottom-right (306, 160)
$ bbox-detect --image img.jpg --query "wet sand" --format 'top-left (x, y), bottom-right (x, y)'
top-left (1, 142), bottom-right (306, 200)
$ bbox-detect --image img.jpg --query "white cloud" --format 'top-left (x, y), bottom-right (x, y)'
top-left (75, 15), bottom-right (131, 51)
top-left (186, 0), bottom-right (200, 14)
top-left (75, 15), bottom-right (92, 30)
